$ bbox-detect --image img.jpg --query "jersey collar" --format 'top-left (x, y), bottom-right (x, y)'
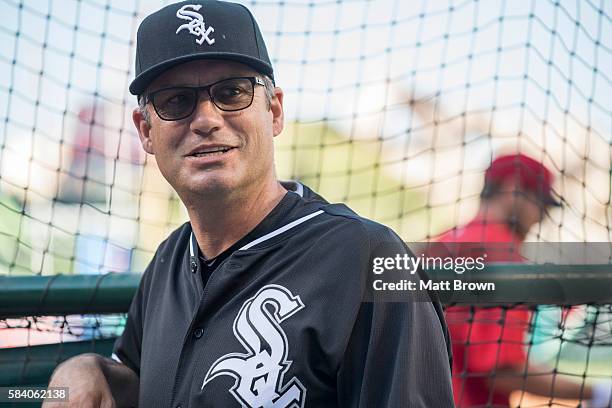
top-left (187, 182), bottom-right (325, 273)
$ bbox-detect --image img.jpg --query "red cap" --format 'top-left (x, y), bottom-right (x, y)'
top-left (485, 154), bottom-right (561, 206)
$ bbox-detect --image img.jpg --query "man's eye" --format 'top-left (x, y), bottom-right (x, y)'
top-left (218, 86), bottom-right (245, 97)
top-left (166, 92), bottom-right (191, 104)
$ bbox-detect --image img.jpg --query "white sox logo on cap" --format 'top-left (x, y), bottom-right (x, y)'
top-left (175, 4), bottom-right (215, 46)
top-left (130, 1), bottom-right (274, 95)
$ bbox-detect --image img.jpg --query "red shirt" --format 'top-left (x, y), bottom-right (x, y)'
top-left (437, 218), bottom-right (530, 407)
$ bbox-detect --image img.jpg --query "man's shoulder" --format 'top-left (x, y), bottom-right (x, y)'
top-left (290, 182), bottom-right (404, 247)
top-left (436, 218), bottom-right (517, 243)
top-left (315, 202), bottom-right (405, 249)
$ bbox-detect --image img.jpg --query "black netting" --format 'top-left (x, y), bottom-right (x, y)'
top-left (0, 0), bottom-right (610, 404)
top-left (0, 0), bottom-right (610, 277)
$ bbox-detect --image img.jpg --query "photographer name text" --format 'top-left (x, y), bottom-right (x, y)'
top-left (372, 279), bottom-right (495, 291)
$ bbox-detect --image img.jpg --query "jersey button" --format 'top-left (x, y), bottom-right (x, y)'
top-left (194, 327), bottom-right (204, 339)
top-left (190, 260), bottom-right (197, 273)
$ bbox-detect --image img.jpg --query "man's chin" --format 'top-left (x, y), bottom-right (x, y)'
top-left (183, 175), bottom-right (238, 197)
top-left (176, 169), bottom-right (262, 201)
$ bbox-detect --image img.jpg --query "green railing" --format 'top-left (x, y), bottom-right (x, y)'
top-left (0, 273), bottom-right (141, 318)
top-left (1, 264), bottom-right (612, 388)
top-left (0, 273), bottom-right (140, 388)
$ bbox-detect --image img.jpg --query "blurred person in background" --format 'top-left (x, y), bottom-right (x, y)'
top-left (437, 153), bottom-right (611, 407)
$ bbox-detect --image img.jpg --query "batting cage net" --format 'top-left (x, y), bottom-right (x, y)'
top-left (448, 303), bottom-right (612, 407)
top-left (0, 0), bottom-right (611, 405)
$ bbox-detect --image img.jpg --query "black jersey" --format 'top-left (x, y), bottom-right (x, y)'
top-left (112, 182), bottom-right (454, 408)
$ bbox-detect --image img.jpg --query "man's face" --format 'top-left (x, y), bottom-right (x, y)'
top-left (133, 60), bottom-right (284, 198)
top-left (510, 190), bottom-right (547, 236)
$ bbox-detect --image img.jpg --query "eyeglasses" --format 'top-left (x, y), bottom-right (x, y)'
top-left (144, 76), bottom-right (265, 121)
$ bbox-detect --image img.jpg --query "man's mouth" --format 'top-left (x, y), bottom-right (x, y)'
top-left (189, 146), bottom-right (236, 157)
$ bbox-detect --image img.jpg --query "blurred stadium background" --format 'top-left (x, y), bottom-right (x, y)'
top-left (0, 0), bottom-right (611, 405)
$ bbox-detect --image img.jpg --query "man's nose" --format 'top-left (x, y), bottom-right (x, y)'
top-left (190, 94), bottom-right (224, 135)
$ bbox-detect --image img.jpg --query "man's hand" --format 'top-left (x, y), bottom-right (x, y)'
top-left (42, 353), bottom-right (138, 408)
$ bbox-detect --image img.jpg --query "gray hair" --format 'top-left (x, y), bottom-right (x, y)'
top-left (260, 75), bottom-right (275, 108)
top-left (137, 95), bottom-right (151, 126)
top-left (137, 75), bottom-right (275, 126)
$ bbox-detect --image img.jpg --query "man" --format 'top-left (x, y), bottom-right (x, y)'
top-left (438, 154), bottom-right (611, 407)
top-left (45, 1), bottom-right (453, 407)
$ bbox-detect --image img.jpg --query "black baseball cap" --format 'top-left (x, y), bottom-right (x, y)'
top-left (130, 0), bottom-right (274, 96)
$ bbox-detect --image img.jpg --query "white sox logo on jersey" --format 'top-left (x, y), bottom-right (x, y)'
top-left (175, 4), bottom-right (215, 45)
top-left (202, 285), bottom-right (307, 408)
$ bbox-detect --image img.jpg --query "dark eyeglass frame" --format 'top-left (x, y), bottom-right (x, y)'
top-left (143, 76), bottom-right (265, 121)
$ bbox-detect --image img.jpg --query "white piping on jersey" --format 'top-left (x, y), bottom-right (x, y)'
top-left (188, 210), bottom-right (323, 255)
top-left (239, 210), bottom-right (324, 251)
top-left (188, 182), bottom-right (311, 256)
top-left (189, 233), bottom-right (195, 258)
top-left (111, 353), bottom-right (122, 364)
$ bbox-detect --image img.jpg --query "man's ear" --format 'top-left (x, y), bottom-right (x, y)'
top-left (270, 87), bottom-right (284, 137)
top-left (133, 107), bottom-right (154, 154)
